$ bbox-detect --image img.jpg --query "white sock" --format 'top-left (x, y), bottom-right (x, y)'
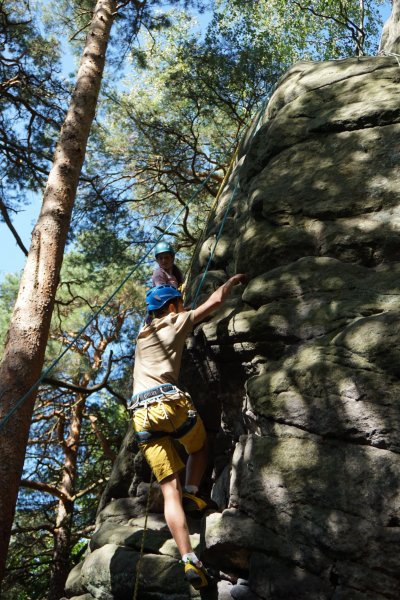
top-left (184, 485), bottom-right (198, 495)
top-left (182, 552), bottom-right (202, 566)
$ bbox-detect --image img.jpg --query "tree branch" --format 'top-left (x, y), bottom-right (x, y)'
top-left (72, 478), bottom-right (105, 500)
top-left (0, 197), bottom-right (29, 255)
top-left (11, 523), bottom-right (54, 534)
top-left (20, 479), bottom-right (72, 502)
top-left (43, 351), bottom-right (114, 394)
top-left (88, 414), bottom-right (116, 462)
top-left (105, 384), bottom-right (129, 407)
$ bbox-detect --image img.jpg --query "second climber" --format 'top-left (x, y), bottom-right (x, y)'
top-left (152, 240), bottom-right (184, 289)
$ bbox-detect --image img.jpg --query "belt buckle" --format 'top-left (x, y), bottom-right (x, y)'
top-left (134, 384), bottom-right (176, 409)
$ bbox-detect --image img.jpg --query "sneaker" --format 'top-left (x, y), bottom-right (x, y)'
top-left (183, 558), bottom-right (213, 590)
top-left (182, 492), bottom-right (210, 515)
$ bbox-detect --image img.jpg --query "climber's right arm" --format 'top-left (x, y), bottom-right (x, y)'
top-left (193, 274), bottom-right (247, 324)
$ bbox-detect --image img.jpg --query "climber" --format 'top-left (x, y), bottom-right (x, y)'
top-left (152, 240), bottom-right (184, 289)
top-left (129, 275), bottom-right (246, 590)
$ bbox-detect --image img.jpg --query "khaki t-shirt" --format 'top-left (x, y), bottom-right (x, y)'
top-left (132, 310), bottom-right (195, 395)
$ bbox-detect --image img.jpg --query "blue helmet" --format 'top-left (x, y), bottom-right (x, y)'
top-left (154, 241), bottom-right (175, 258)
top-left (146, 284), bottom-right (182, 311)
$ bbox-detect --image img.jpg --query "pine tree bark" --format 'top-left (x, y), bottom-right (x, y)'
top-left (0, 0), bottom-right (117, 587)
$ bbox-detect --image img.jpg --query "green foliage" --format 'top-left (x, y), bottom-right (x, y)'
top-left (212, 0), bottom-right (385, 61)
top-left (45, 241), bottom-right (146, 380)
top-left (0, 272), bottom-right (19, 359)
top-left (3, 232), bottom-right (148, 596)
top-left (77, 0), bottom-right (386, 253)
top-left (4, 494), bottom-right (54, 600)
top-left (3, 244), bottom-right (142, 597)
top-left (0, 0), bottom-right (66, 212)
top-left (1, 0), bottom-right (390, 596)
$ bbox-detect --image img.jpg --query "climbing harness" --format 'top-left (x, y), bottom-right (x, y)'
top-left (132, 94), bottom-right (273, 598)
top-left (129, 382), bottom-right (198, 443)
top-left (134, 410), bottom-right (197, 444)
top-left (0, 168), bottom-right (219, 434)
top-left (128, 383), bottom-right (180, 410)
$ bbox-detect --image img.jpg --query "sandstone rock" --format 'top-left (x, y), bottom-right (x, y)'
top-left (379, 0), bottom-right (400, 54)
top-left (230, 582), bottom-right (259, 600)
top-left (90, 519), bottom-right (170, 553)
top-left (96, 497), bottom-right (146, 526)
top-left (96, 483), bottom-right (164, 527)
top-left (225, 432), bottom-right (400, 597)
top-left (217, 580), bottom-right (236, 600)
top-left (80, 544), bottom-right (137, 599)
top-left (65, 561), bottom-right (86, 597)
top-left (66, 55), bottom-right (400, 599)
top-left (249, 553), bottom-right (333, 600)
top-left (80, 543), bottom-right (192, 600)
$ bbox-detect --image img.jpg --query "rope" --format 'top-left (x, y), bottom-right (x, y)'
top-left (184, 87), bottom-right (275, 291)
top-left (0, 167), bottom-right (219, 433)
top-left (191, 177), bottom-right (240, 308)
top-left (131, 100), bottom-right (271, 595)
top-left (1, 90), bottom-right (272, 432)
top-left (184, 143), bottom-right (240, 286)
top-left (129, 108), bottom-right (262, 594)
top-left (133, 471), bottom-right (154, 600)
top-left (191, 95), bottom-right (271, 308)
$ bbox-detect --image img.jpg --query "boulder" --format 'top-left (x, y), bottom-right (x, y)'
top-left (65, 561), bottom-right (86, 597)
top-left (80, 543), bottom-right (192, 600)
top-left (66, 55), bottom-right (400, 599)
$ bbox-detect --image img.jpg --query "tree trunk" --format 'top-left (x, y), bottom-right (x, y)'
top-left (48, 390), bottom-right (86, 600)
top-left (0, 0), bottom-right (117, 587)
top-left (379, 0), bottom-right (400, 54)
top-left (49, 498), bottom-right (75, 600)
top-left (47, 326), bottom-right (120, 600)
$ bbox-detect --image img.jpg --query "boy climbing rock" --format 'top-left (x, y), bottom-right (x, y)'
top-left (129, 274), bottom-right (246, 589)
top-left (152, 240), bottom-right (184, 289)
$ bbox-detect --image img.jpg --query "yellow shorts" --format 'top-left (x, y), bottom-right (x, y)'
top-left (132, 393), bottom-right (206, 482)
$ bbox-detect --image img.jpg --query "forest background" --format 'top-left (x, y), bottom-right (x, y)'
top-left (0, 0), bottom-right (393, 598)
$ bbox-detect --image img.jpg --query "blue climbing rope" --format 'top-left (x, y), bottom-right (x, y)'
top-left (0, 168), bottom-right (219, 433)
top-left (191, 94), bottom-right (271, 308)
top-left (191, 177), bottom-right (240, 308)
top-left (0, 92), bottom-right (272, 432)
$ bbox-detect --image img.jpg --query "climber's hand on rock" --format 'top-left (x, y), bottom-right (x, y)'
top-left (229, 274), bottom-right (248, 286)
top-left (194, 274), bottom-right (247, 324)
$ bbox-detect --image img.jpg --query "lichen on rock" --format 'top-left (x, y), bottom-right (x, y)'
top-left (64, 55), bottom-right (400, 600)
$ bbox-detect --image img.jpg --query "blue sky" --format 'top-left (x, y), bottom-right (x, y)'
top-left (0, 194), bottom-right (40, 281)
top-left (0, 1), bottom-right (393, 283)
top-left (0, 31), bottom-right (77, 282)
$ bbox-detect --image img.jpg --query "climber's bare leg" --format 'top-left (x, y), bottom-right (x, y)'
top-left (185, 441), bottom-right (208, 488)
top-left (160, 473), bottom-right (192, 555)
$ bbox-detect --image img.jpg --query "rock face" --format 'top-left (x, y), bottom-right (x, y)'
top-left (379, 0), bottom-right (400, 55)
top-left (65, 56), bottom-right (400, 600)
